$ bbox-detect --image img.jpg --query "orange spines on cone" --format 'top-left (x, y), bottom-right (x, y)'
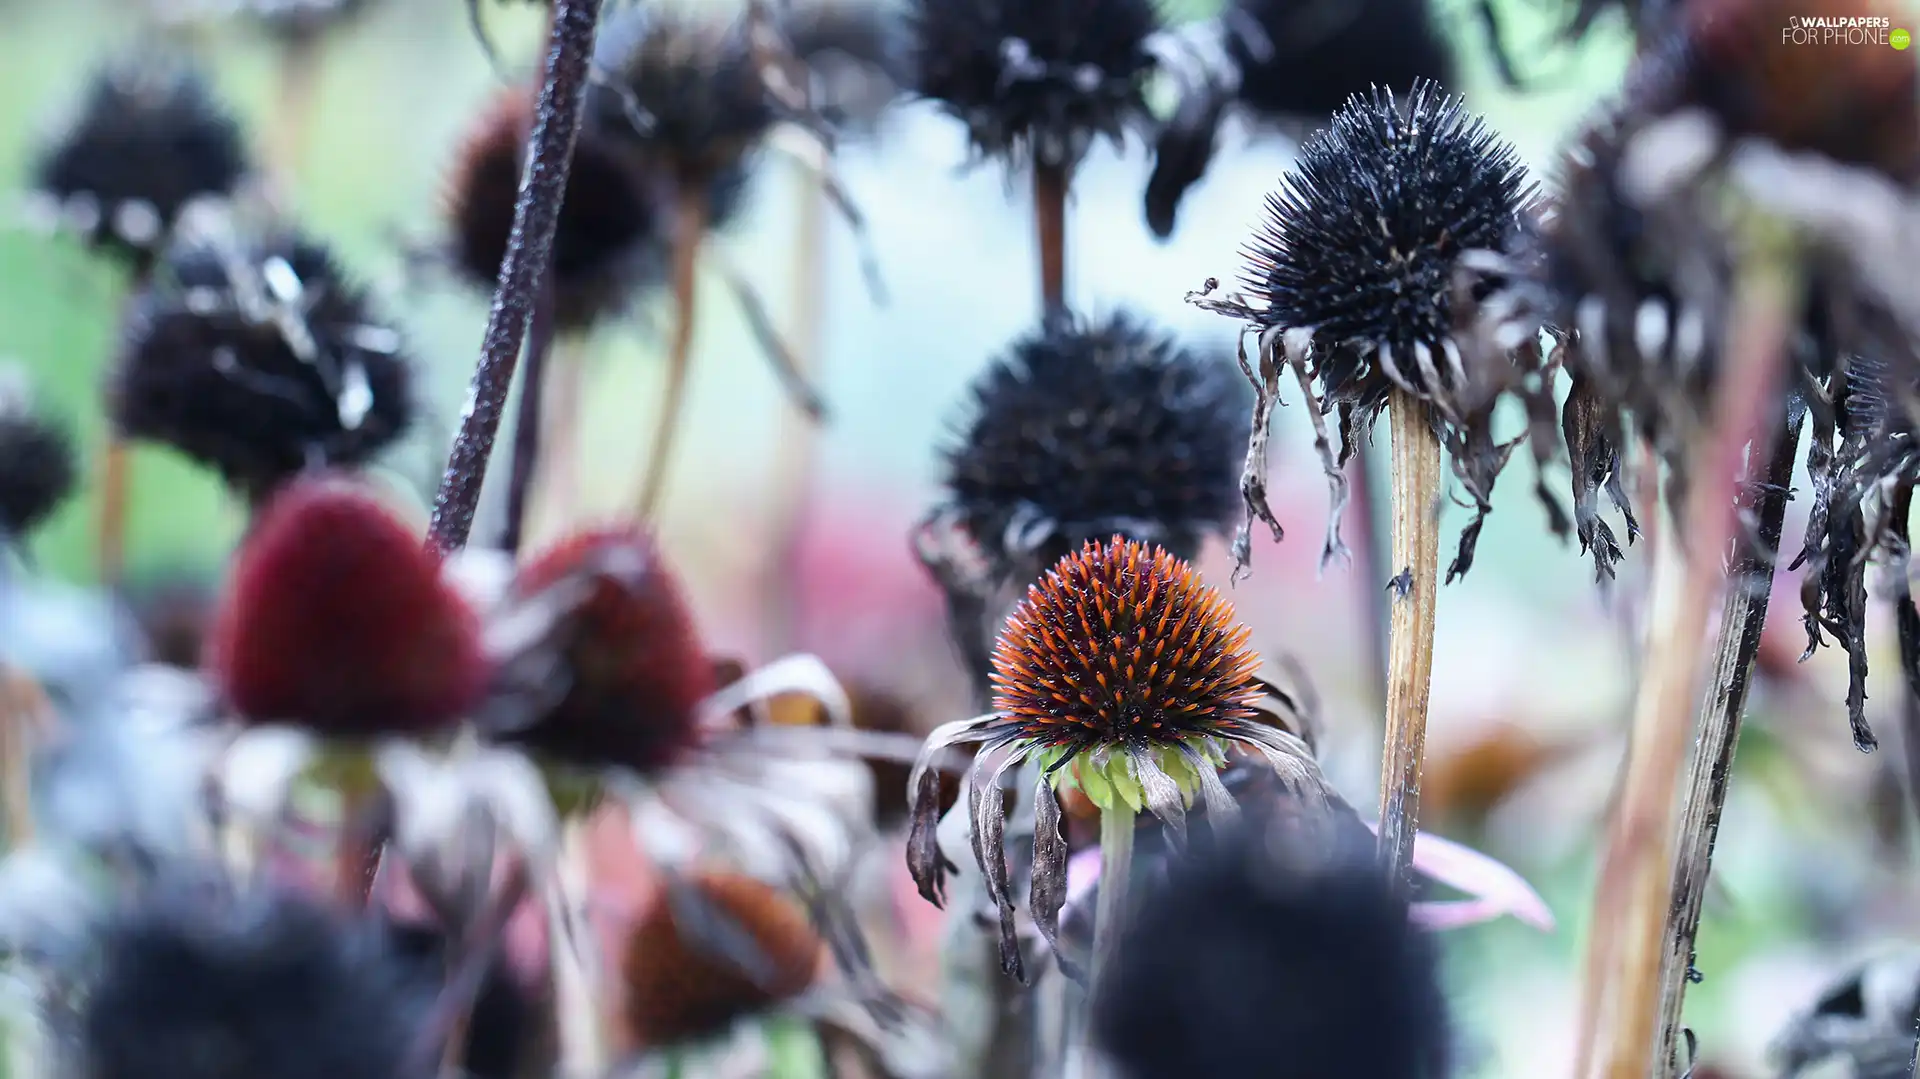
top-left (504, 527), bottom-right (713, 774)
top-left (989, 536), bottom-right (1262, 746)
top-left (208, 477), bottom-right (487, 737)
top-left (619, 872), bottom-right (821, 1048)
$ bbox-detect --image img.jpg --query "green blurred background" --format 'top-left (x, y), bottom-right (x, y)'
top-left (6, 0), bottom-right (1919, 1074)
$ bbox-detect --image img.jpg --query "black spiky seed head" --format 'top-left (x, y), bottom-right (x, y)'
top-left (1222, 0), bottom-right (1455, 123)
top-left (939, 310), bottom-right (1247, 574)
top-left (990, 537), bottom-right (1262, 754)
top-left (29, 53), bottom-right (250, 274)
top-left (445, 83), bottom-right (668, 335)
top-left (1245, 79), bottom-right (1529, 413)
top-left (80, 881), bottom-right (428, 1079)
top-left (1091, 826), bottom-right (1451, 1079)
top-left (110, 231), bottom-right (414, 501)
top-left (909, 0), bottom-right (1160, 169)
top-left (585, 8), bottom-right (775, 194)
top-left (0, 369), bottom-right (78, 545)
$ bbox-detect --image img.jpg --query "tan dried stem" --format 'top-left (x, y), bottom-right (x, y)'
top-left (761, 161), bottom-right (829, 654)
top-left (636, 187), bottom-right (708, 520)
top-left (0, 665), bottom-right (55, 849)
top-left (1376, 388), bottom-right (1442, 889)
top-left (269, 31), bottom-right (324, 200)
top-left (549, 818), bottom-right (607, 1078)
top-left (1034, 162), bottom-right (1068, 311)
top-left (97, 438), bottom-right (129, 590)
top-left (1577, 214), bottom-right (1801, 1079)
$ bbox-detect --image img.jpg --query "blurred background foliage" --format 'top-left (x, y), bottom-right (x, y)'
top-left (3, 0), bottom-right (1912, 1074)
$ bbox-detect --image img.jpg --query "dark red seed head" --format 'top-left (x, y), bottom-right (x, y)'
top-left (496, 527), bottom-right (713, 775)
top-left (208, 476), bottom-right (487, 738)
top-left (443, 84), bottom-right (667, 335)
top-left (990, 537), bottom-right (1262, 752)
top-left (619, 872), bottom-right (821, 1049)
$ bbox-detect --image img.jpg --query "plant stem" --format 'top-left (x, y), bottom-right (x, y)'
top-left (549, 819), bottom-right (605, 1079)
top-left (635, 187), bottom-right (707, 521)
top-left (1377, 388), bottom-right (1442, 890)
top-left (1650, 408), bottom-right (1801, 1075)
top-left (1069, 805), bottom-right (1136, 1079)
top-left (427, 0), bottom-right (605, 553)
top-left (1579, 219), bottom-right (1800, 1079)
top-left (1034, 162), bottom-right (1068, 312)
top-left (761, 161), bottom-right (829, 654)
top-left (499, 283), bottom-right (558, 556)
top-left (1352, 436), bottom-right (1393, 720)
top-left (269, 31), bottom-right (324, 200)
top-left (0, 666), bottom-right (51, 850)
top-left (96, 438), bottom-right (128, 590)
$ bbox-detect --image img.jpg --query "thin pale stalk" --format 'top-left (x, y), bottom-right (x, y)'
top-left (500, 283), bottom-right (558, 556)
top-left (1034, 163), bottom-right (1068, 312)
top-left (1377, 388), bottom-right (1442, 890)
top-left (761, 163), bottom-right (829, 654)
top-left (1352, 437), bottom-right (1393, 718)
top-left (0, 666), bottom-right (51, 849)
top-left (269, 31), bottom-right (324, 199)
top-left (428, 0), bottom-right (606, 552)
top-left (635, 188), bottom-right (708, 520)
top-left (1579, 219), bottom-right (1801, 1079)
top-left (1651, 410), bottom-right (1801, 1074)
top-left (549, 820), bottom-right (606, 1079)
top-left (1069, 805), bottom-right (1136, 1079)
top-left (97, 438), bottom-right (128, 590)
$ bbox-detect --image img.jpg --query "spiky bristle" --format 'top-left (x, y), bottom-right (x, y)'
top-left (0, 381), bottom-right (78, 545)
top-left (30, 53), bottom-right (249, 273)
top-left (81, 881), bottom-right (428, 1079)
top-left (488, 527), bottom-right (713, 775)
top-left (208, 477), bottom-right (487, 737)
top-left (1092, 828), bottom-right (1451, 1079)
top-left (1245, 79), bottom-right (1529, 412)
top-left (111, 231), bottom-right (414, 499)
top-left (444, 83), bottom-right (667, 334)
top-left (908, 0), bottom-right (1160, 168)
top-left (940, 309), bottom-right (1247, 573)
top-left (620, 872), bottom-right (821, 1048)
top-left (990, 537), bottom-right (1261, 754)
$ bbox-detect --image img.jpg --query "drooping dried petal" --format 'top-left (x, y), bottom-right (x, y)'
top-left (209, 477), bottom-right (487, 737)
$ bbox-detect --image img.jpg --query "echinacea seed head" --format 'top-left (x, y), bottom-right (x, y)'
top-left (111, 230), bottom-right (415, 501)
top-left (1245, 79), bottom-right (1530, 412)
top-left (990, 537), bottom-right (1261, 756)
top-left (30, 52), bottom-right (250, 274)
top-left (620, 872), bottom-right (821, 1048)
top-left (209, 476), bottom-right (488, 738)
top-left (486, 527), bottom-right (713, 776)
top-left (0, 370), bottom-right (78, 545)
top-left (780, 0), bottom-right (912, 135)
top-left (444, 84), bottom-right (668, 335)
top-left (909, 0), bottom-right (1161, 170)
top-left (940, 309), bottom-right (1247, 574)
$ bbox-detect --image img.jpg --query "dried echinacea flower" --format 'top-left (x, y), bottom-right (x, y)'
top-left (910, 0), bottom-right (1157, 306)
top-left (75, 875), bottom-right (431, 1079)
top-left (25, 51), bottom-right (250, 277)
top-left (906, 537), bottom-right (1332, 984)
top-left (1089, 822), bottom-right (1452, 1079)
top-left (1146, 0), bottom-right (1455, 238)
top-left (779, 0), bottom-right (912, 137)
top-left (111, 218), bottom-right (415, 507)
top-left (1190, 78), bottom-right (1541, 890)
top-left (0, 366), bottom-right (78, 552)
top-left (1768, 952), bottom-right (1920, 1079)
top-left (915, 309), bottom-right (1247, 696)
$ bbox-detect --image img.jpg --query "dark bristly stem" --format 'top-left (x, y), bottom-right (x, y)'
top-left (427, 0), bottom-right (606, 553)
top-left (1651, 409), bottom-right (1801, 1075)
top-left (1579, 215), bottom-right (1799, 1079)
top-left (1034, 162), bottom-right (1068, 311)
top-left (635, 187), bottom-right (708, 521)
top-left (500, 283), bottom-right (558, 556)
top-left (1377, 388), bottom-right (1442, 890)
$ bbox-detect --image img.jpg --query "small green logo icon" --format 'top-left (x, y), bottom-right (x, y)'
top-left (1894, 27), bottom-right (1912, 49)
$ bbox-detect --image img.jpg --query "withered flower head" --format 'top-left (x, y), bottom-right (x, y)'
top-left (479, 526), bottom-right (714, 776)
top-left (908, 0), bottom-right (1161, 169)
top-left (619, 871), bottom-right (822, 1048)
top-left (781, 1), bottom-right (913, 135)
top-left (208, 475), bottom-right (488, 738)
top-left (0, 368), bottom-right (78, 546)
top-left (935, 309), bottom-right (1248, 579)
top-left (585, 8), bottom-right (774, 195)
top-left (112, 226), bottom-right (415, 502)
top-left (80, 879), bottom-right (428, 1079)
top-left (906, 536), bottom-right (1332, 982)
top-left (443, 83), bottom-right (669, 335)
top-left (1205, 79), bottom-right (1544, 579)
top-left (1769, 951), bottom-right (1920, 1079)
top-left (1091, 825), bottom-right (1451, 1079)
top-left (29, 52), bottom-right (250, 273)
